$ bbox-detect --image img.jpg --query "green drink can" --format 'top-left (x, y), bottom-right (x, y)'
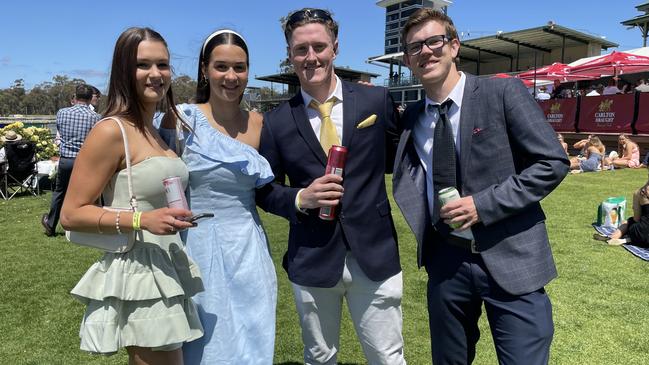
top-left (438, 187), bottom-right (463, 229)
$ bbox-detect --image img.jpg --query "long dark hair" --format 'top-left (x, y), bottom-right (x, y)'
top-left (104, 27), bottom-right (180, 133)
top-left (196, 30), bottom-right (249, 103)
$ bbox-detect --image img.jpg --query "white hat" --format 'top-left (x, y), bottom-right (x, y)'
top-left (1, 130), bottom-right (23, 142)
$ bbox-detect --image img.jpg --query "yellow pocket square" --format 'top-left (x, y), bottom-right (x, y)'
top-left (356, 114), bottom-right (377, 129)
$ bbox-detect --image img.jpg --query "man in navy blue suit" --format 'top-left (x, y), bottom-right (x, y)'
top-left (256, 8), bottom-right (405, 365)
top-left (392, 9), bottom-right (569, 364)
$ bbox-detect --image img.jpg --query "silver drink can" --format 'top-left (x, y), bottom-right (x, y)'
top-left (438, 187), bottom-right (462, 229)
top-left (163, 176), bottom-right (189, 212)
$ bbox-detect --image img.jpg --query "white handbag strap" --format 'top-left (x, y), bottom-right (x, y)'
top-left (102, 116), bottom-right (138, 211)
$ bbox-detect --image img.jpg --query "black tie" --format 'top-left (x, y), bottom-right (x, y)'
top-left (431, 99), bottom-right (457, 224)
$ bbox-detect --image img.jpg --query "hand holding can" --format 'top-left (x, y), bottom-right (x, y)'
top-left (438, 187), bottom-right (464, 229)
top-left (163, 176), bottom-right (189, 219)
top-left (319, 145), bottom-right (348, 220)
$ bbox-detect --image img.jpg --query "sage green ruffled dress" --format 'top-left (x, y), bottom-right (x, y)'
top-left (70, 157), bottom-right (204, 355)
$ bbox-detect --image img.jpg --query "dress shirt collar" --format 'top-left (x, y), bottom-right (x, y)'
top-left (424, 72), bottom-right (466, 116)
top-left (300, 75), bottom-right (344, 108)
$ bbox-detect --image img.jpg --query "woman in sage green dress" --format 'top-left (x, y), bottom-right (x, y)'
top-left (61, 27), bottom-right (203, 365)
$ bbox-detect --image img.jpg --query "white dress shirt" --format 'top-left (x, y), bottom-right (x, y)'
top-left (412, 72), bottom-right (466, 217)
top-left (300, 75), bottom-right (344, 143)
top-left (295, 76), bottom-right (345, 211)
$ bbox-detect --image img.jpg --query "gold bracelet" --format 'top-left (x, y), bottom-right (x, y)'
top-left (97, 211), bottom-right (108, 234)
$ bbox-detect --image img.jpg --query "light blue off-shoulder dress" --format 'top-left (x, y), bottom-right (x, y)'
top-left (159, 104), bottom-right (277, 364)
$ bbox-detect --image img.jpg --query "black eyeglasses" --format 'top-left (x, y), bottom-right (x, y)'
top-left (286, 8), bottom-right (333, 29)
top-left (404, 35), bottom-right (451, 56)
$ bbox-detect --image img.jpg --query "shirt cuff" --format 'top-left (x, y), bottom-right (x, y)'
top-left (295, 188), bottom-right (308, 214)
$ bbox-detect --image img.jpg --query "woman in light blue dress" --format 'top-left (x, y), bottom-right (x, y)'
top-left (159, 30), bottom-right (276, 364)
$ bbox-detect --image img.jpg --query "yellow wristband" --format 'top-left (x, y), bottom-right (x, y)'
top-left (295, 189), bottom-right (307, 213)
top-left (296, 190), bottom-right (303, 210)
top-left (132, 211), bottom-right (142, 231)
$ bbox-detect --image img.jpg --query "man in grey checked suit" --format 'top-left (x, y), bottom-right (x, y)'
top-left (392, 9), bottom-right (569, 364)
top-left (42, 84), bottom-right (100, 236)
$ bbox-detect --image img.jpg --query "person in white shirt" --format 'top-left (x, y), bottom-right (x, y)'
top-left (635, 79), bottom-right (649, 93)
top-left (536, 86), bottom-right (551, 100)
top-left (602, 79), bottom-right (621, 95)
top-left (586, 84), bottom-right (604, 96)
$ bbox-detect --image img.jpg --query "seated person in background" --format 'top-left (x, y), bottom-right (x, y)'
top-left (605, 133), bottom-right (641, 169)
top-left (536, 86), bottom-right (551, 100)
top-left (560, 88), bottom-right (574, 98)
top-left (602, 78), bottom-right (622, 95)
top-left (635, 79), bottom-right (649, 93)
top-left (619, 81), bottom-right (633, 94)
top-left (586, 84), bottom-right (604, 96)
top-left (550, 79), bottom-right (565, 99)
top-left (570, 136), bottom-right (605, 172)
top-left (598, 169), bottom-right (649, 247)
top-left (557, 133), bottom-right (568, 155)
top-left (573, 134), bottom-right (595, 157)
top-left (1, 130), bottom-right (23, 163)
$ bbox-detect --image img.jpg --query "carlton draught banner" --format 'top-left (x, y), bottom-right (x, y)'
top-left (538, 99), bottom-right (577, 132)
top-left (578, 94), bottom-right (634, 133)
top-left (634, 93), bottom-right (649, 134)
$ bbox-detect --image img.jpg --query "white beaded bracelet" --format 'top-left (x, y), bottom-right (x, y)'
top-left (115, 211), bottom-right (122, 234)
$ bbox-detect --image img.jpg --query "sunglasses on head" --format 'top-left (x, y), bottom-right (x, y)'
top-left (286, 8), bottom-right (333, 28)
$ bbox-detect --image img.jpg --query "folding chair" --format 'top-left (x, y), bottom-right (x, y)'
top-left (0, 161), bottom-right (6, 200)
top-left (1, 141), bottom-right (39, 200)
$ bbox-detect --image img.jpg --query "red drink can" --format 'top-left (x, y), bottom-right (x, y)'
top-left (163, 176), bottom-right (189, 215)
top-left (319, 145), bottom-right (348, 220)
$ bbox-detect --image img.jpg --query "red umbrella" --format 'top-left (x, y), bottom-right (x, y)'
top-left (517, 62), bottom-right (596, 82)
top-left (570, 51), bottom-right (649, 78)
top-left (491, 73), bottom-right (535, 87)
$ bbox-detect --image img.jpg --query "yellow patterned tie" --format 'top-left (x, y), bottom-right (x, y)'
top-left (309, 97), bottom-right (340, 155)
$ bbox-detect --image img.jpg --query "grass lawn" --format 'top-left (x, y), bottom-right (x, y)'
top-left (1, 169), bottom-right (649, 364)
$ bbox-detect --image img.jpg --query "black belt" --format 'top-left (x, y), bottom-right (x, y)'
top-left (429, 224), bottom-right (479, 254)
top-left (444, 234), bottom-right (478, 254)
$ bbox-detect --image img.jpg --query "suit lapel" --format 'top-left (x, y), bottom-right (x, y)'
top-left (290, 93), bottom-right (327, 166)
top-left (394, 100), bottom-right (424, 178)
top-left (459, 74), bottom-right (479, 193)
top-left (392, 100), bottom-right (429, 266)
top-left (341, 81), bottom-right (356, 148)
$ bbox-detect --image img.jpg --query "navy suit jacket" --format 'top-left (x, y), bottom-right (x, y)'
top-left (392, 74), bottom-right (570, 295)
top-left (256, 80), bottom-right (401, 287)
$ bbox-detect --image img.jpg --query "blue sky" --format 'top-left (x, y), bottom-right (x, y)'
top-left (0, 0), bottom-right (644, 91)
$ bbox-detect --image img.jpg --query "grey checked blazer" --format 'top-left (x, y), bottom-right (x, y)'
top-left (392, 74), bottom-right (570, 295)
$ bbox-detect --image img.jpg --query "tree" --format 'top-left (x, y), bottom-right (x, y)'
top-left (279, 58), bottom-right (294, 74)
top-left (0, 79), bottom-right (25, 115)
top-left (48, 75), bottom-right (86, 111)
top-left (0, 76), bottom-right (92, 115)
top-left (22, 86), bottom-right (53, 115)
top-left (172, 75), bottom-right (197, 104)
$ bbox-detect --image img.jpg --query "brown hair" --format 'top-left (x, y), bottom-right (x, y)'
top-left (282, 8), bottom-right (338, 44)
top-left (196, 30), bottom-right (250, 104)
top-left (401, 8), bottom-right (458, 50)
top-left (104, 27), bottom-right (180, 133)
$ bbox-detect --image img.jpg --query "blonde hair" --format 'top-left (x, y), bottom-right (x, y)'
top-left (588, 136), bottom-right (605, 154)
